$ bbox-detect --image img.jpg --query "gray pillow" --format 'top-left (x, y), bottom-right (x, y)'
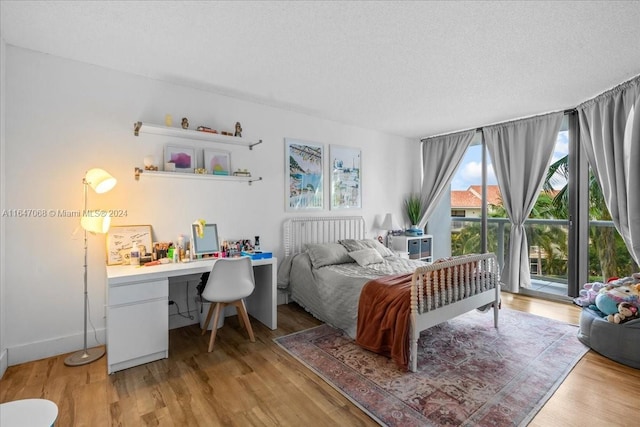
top-left (339, 238), bottom-right (394, 257)
top-left (348, 248), bottom-right (385, 267)
top-left (305, 243), bottom-right (352, 268)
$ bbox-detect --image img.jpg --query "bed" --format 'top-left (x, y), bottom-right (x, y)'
top-left (279, 216), bottom-right (501, 372)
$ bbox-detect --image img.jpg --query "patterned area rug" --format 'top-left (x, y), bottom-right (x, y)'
top-left (275, 308), bottom-right (588, 427)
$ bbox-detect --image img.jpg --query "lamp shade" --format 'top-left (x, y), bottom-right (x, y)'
top-left (381, 213), bottom-right (401, 231)
top-left (81, 214), bottom-right (111, 234)
top-left (85, 168), bottom-right (117, 194)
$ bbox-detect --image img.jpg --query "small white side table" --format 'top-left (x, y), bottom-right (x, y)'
top-left (0, 398), bottom-right (58, 426)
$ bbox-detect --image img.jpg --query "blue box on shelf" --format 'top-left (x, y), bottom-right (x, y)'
top-left (241, 251), bottom-right (273, 260)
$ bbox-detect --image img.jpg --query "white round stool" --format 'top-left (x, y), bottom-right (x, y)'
top-left (0, 398), bottom-right (58, 426)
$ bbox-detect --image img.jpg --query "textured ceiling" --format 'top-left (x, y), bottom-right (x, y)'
top-left (2, 1), bottom-right (639, 139)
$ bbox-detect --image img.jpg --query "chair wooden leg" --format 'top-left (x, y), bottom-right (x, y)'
top-left (207, 302), bottom-right (225, 352)
top-left (234, 299), bottom-right (255, 343)
top-left (236, 305), bottom-right (246, 330)
top-left (201, 302), bottom-right (215, 335)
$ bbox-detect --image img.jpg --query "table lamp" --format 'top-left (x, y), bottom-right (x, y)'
top-left (381, 213), bottom-right (402, 246)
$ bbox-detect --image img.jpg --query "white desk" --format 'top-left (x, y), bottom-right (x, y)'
top-left (106, 257), bottom-right (277, 374)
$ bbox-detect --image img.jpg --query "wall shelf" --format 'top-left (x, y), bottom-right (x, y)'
top-left (134, 168), bottom-right (262, 185)
top-left (133, 121), bottom-right (263, 150)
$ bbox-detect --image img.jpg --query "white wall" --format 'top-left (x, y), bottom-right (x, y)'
top-left (1, 37), bottom-right (8, 377)
top-left (3, 46), bottom-right (420, 366)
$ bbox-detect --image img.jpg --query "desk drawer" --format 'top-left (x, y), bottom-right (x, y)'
top-left (107, 298), bottom-right (168, 366)
top-left (109, 279), bottom-right (168, 306)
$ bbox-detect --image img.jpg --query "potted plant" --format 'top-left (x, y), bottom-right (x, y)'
top-left (404, 194), bottom-right (424, 231)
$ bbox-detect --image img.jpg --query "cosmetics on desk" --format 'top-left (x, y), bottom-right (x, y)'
top-left (149, 236), bottom-right (268, 264)
top-left (130, 250), bottom-right (140, 266)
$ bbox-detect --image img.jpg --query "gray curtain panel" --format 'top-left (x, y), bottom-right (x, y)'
top-left (418, 130), bottom-right (475, 227)
top-left (578, 75), bottom-right (640, 265)
top-left (484, 113), bottom-right (563, 292)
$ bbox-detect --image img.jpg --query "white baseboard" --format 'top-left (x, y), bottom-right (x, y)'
top-left (4, 296), bottom-right (275, 368)
top-left (7, 329), bottom-right (106, 366)
top-left (0, 348), bottom-right (8, 378)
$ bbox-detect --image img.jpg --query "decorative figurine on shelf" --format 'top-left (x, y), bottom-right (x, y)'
top-left (143, 155), bottom-right (158, 171)
top-left (181, 117), bottom-right (189, 129)
top-left (234, 121), bottom-right (242, 137)
top-left (164, 114), bottom-right (173, 127)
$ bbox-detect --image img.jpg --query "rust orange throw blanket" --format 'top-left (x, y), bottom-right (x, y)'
top-left (356, 273), bottom-right (414, 370)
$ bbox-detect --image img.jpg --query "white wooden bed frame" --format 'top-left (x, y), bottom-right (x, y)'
top-left (284, 216), bottom-right (501, 372)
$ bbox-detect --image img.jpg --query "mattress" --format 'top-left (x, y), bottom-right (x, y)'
top-left (287, 252), bottom-right (425, 338)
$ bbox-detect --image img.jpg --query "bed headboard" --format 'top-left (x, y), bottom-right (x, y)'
top-left (284, 216), bottom-right (366, 256)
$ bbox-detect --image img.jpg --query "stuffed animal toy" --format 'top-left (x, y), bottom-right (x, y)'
top-left (595, 283), bottom-right (640, 316)
top-left (574, 281), bottom-right (608, 307)
top-left (606, 301), bottom-right (639, 324)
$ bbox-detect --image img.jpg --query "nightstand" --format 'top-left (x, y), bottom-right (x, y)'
top-left (389, 235), bottom-right (433, 262)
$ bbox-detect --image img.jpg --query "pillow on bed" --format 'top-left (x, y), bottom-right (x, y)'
top-left (305, 243), bottom-right (352, 268)
top-left (339, 239), bottom-right (394, 257)
top-left (348, 248), bottom-right (385, 267)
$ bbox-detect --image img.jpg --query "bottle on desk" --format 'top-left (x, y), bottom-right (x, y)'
top-left (177, 234), bottom-right (185, 262)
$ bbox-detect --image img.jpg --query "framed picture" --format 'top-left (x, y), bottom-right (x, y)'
top-left (106, 225), bottom-right (153, 265)
top-left (285, 138), bottom-right (324, 210)
top-left (203, 149), bottom-right (231, 175)
top-left (164, 144), bottom-right (195, 173)
top-left (330, 145), bottom-right (361, 209)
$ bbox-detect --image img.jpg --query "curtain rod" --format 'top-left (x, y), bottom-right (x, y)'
top-left (426, 73), bottom-right (639, 140)
top-left (424, 109), bottom-right (576, 140)
top-left (470, 108), bottom-right (576, 133)
top-left (423, 107), bottom-right (579, 141)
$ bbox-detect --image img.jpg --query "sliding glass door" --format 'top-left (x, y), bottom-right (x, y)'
top-left (447, 113), bottom-right (637, 299)
top-left (448, 115), bottom-right (575, 299)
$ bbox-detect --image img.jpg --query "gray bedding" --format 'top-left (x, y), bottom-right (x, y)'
top-left (280, 251), bottom-right (426, 338)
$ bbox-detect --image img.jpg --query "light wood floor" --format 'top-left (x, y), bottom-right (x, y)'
top-left (1, 293), bottom-right (638, 426)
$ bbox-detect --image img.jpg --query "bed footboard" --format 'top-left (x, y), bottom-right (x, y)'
top-left (408, 253), bottom-right (501, 372)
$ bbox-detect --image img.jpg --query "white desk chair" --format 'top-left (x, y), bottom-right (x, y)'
top-left (200, 257), bottom-right (256, 352)
top-left (0, 398), bottom-right (58, 426)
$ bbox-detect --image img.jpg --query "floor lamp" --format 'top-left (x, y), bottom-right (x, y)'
top-left (64, 168), bottom-right (117, 367)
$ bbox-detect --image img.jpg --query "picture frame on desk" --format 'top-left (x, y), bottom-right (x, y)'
top-left (106, 224), bottom-right (153, 265)
top-left (164, 144), bottom-right (195, 173)
top-left (203, 149), bottom-right (231, 176)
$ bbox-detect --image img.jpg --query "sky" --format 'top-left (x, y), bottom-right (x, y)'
top-left (450, 130), bottom-right (569, 191)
